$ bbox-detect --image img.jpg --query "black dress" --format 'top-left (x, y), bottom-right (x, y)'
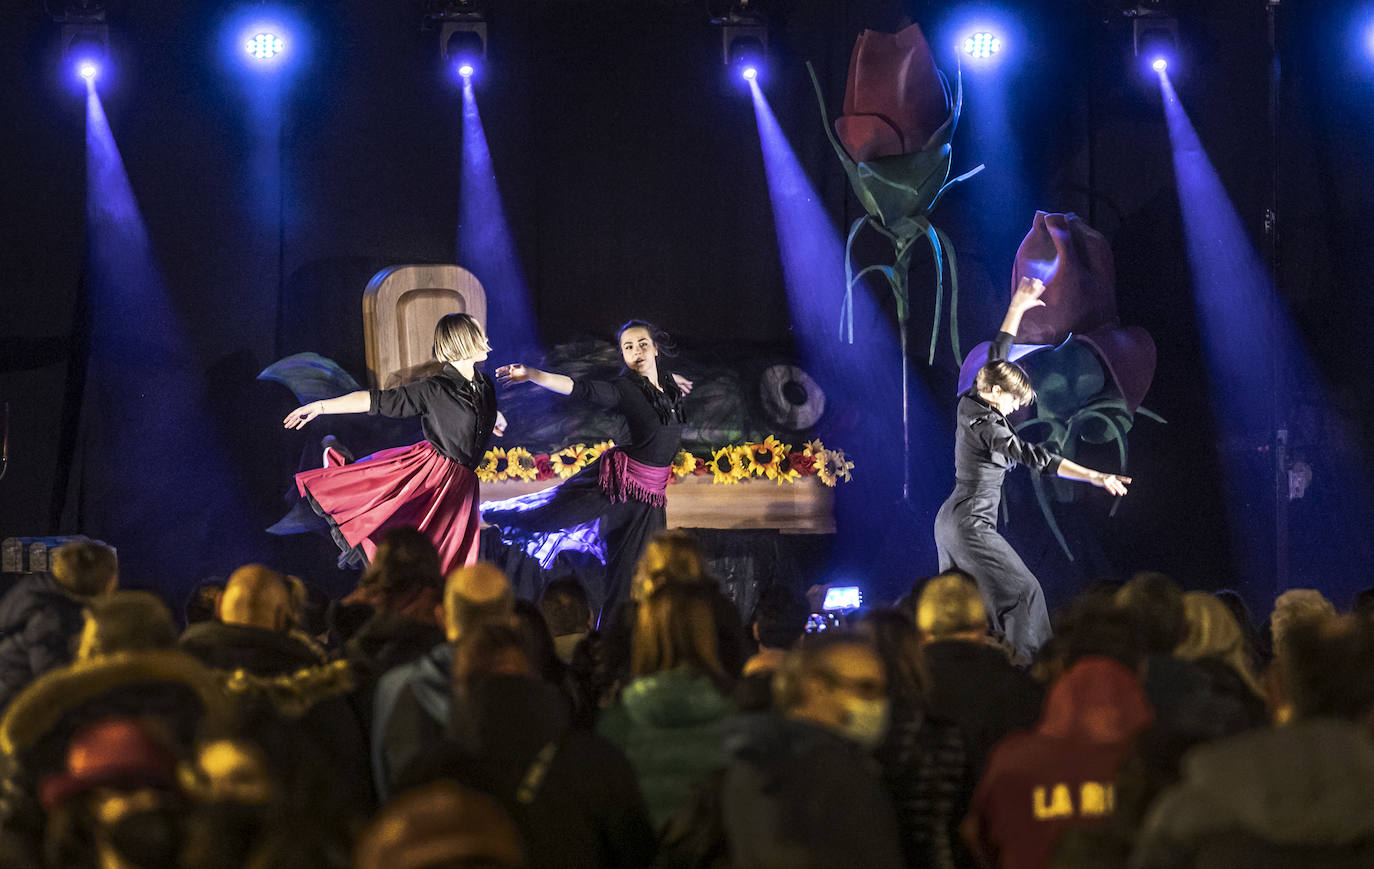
top-left (481, 369), bottom-right (685, 610)
top-left (933, 331), bottom-right (1062, 663)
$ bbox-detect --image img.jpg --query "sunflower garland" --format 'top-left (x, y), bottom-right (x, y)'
top-left (475, 437), bottom-right (852, 486)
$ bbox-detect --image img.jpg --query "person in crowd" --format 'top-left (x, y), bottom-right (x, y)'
top-left (1353, 585), bottom-right (1374, 619)
top-left (736, 582), bottom-right (811, 712)
top-left (286, 312), bottom-right (503, 576)
top-left (1132, 614), bottom-right (1374, 868)
top-left (180, 564), bottom-right (324, 672)
top-left (597, 582), bottom-right (735, 828)
top-left (1210, 589), bottom-right (1260, 670)
top-left (182, 577), bottom-right (225, 627)
top-left (856, 608), bottom-right (971, 869)
top-left (485, 320), bottom-right (693, 613)
top-left (394, 623), bottom-right (656, 869)
top-left (1174, 591), bottom-right (1266, 717)
top-left (512, 598), bottom-right (567, 687)
top-left (177, 563), bottom-right (372, 827)
top-left (338, 527), bottom-right (449, 677)
top-left (917, 571), bottom-right (1042, 776)
top-left (1112, 572), bottom-right (1210, 727)
top-left (963, 654), bottom-right (1154, 869)
top-left (1262, 587), bottom-right (1336, 724)
top-left (371, 561), bottom-right (515, 802)
top-left (539, 578), bottom-right (593, 664)
top-left (354, 780), bottom-right (526, 869)
top-left (719, 632), bottom-right (904, 869)
top-left (73, 591), bottom-right (180, 660)
top-left (37, 716), bottom-right (189, 869)
top-left (0, 540), bottom-right (118, 711)
top-left (934, 278), bottom-right (1131, 664)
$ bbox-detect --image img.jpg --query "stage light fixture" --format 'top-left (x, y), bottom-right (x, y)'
top-left (245, 31), bottom-right (285, 61)
top-left (58, 2), bottom-right (109, 85)
top-left (426, 1), bottom-right (487, 82)
top-left (1130, 6), bottom-right (1179, 77)
top-left (713, 1), bottom-right (768, 85)
top-left (963, 31), bottom-right (1001, 60)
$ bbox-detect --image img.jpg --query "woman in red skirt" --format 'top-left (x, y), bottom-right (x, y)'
top-left (284, 313), bottom-right (501, 575)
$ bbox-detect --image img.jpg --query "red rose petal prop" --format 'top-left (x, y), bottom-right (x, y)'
top-left (835, 23), bottom-right (949, 162)
top-left (1013, 212), bottom-right (1118, 345)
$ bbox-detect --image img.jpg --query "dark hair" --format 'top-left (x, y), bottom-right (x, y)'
top-left (974, 360), bottom-right (1035, 404)
top-left (513, 599), bottom-right (565, 685)
top-left (1114, 571), bottom-right (1187, 655)
top-left (50, 541), bottom-right (118, 598)
top-left (453, 624), bottom-right (534, 694)
top-left (854, 609), bottom-right (929, 709)
top-left (1285, 615), bottom-right (1374, 721)
top-left (753, 583), bottom-right (810, 650)
top-left (183, 578), bottom-right (225, 626)
top-left (1353, 587), bottom-right (1374, 619)
top-left (358, 527), bottom-right (442, 607)
top-left (616, 319), bottom-right (676, 357)
top-left (1061, 595), bottom-right (1146, 672)
top-left (539, 578), bottom-right (591, 637)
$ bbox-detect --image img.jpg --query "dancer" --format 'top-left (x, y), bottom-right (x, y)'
top-left (284, 313), bottom-right (501, 575)
top-left (934, 277), bottom-right (1130, 664)
top-left (484, 320), bottom-right (691, 613)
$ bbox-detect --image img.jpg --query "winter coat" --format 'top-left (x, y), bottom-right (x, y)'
top-left (923, 639), bottom-right (1043, 776)
top-left (597, 668), bottom-right (734, 828)
top-left (394, 674), bottom-right (656, 869)
top-left (0, 574), bottom-right (88, 711)
top-left (371, 640), bottom-right (453, 802)
top-left (875, 705), bottom-right (972, 869)
top-left (968, 656), bottom-right (1153, 869)
top-left (719, 713), bottom-right (905, 869)
top-left (1131, 718), bottom-right (1374, 869)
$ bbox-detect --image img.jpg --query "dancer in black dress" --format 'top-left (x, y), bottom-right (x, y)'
top-left (483, 320), bottom-right (692, 612)
top-left (934, 277), bottom-right (1130, 664)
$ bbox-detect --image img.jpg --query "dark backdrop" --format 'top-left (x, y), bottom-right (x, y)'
top-left (3, 0), bottom-right (1372, 613)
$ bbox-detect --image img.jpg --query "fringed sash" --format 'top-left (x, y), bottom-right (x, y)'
top-left (597, 448), bottom-right (671, 507)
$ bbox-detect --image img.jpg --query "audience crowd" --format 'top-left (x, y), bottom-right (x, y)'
top-left (0, 530), bottom-right (1372, 868)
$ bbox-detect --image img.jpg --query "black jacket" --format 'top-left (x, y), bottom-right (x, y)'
top-left (922, 639), bottom-right (1044, 775)
top-left (952, 332), bottom-right (1061, 486)
top-left (394, 674), bottom-right (656, 869)
top-left (0, 574), bottom-right (88, 712)
top-left (370, 364), bottom-right (497, 468)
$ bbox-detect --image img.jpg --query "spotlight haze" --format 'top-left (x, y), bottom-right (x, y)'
top-left (963, 32), bottom-right (1001, 60)
top-left (245, 32), bottom-right (284, 61)
top-left (77, 60), bottom-right (99, 81)
top-left (1152, 56), bottom-right (1168, 72)
top-left (458, 62), bottom-right (475, 78)
top-left (742, 65), bottom-right (758, 81)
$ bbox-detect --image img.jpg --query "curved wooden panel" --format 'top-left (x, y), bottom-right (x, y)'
top-left (362, 265), bottom-right (488, 388)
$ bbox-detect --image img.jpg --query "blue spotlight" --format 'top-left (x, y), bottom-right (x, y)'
top-left (245, 31), bottom-right (285, 61)
top-left (742, 64), bottom-right (758, 82)
top-left (65, 29), bottom-right (108, 85)
top-left (77, 59), bottom-right (99, 81)
top-left (1151, 56), bottom-right (1168, 73)
top-left (458, 61), bottom-right (475, 78)
top-left (963, 31), bottom-right (1001, 59)
top-left (728, 34), bottom-right (766, 84)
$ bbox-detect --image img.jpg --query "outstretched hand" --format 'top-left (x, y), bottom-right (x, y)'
top-left (283, 403), bottom-right (320, 430)
top-left (1093, 473), bottom-right (1131, 497)
top-left (1011, 276), bottom-right (1048, 313)
top-left (672, 373), bottom-right (694, 395)
top-left (495, 364), bottom-right (529, 385)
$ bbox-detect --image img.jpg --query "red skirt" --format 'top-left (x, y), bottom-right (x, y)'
top-left (295, 440), bottom-right (480, 575)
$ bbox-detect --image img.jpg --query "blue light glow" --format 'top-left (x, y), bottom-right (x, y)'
top-left (1152, 56), bottom-right (1168, 72)
top-left (742, 65), bottom-right (758, 81)
top-left (245, 32), bottom-right (284, 60)
top-left (77, 60), bottom-right (99, 81)
top-left (963, 32), bottom-right (1001, 59)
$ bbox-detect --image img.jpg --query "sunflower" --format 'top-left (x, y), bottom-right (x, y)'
top-left (671, 449), bottom-right (698, 479)
top-left (815, 448), bottom-right (855, 487)
top-left (503, 446), bottom-right (538, 481)
top-left (802, 438), bottom-right (826, 457)
top-left (734, 444), bottom-right (757, 478)
top-left (707, 446), bottom-right (748, 484)
top-left (475, 447), bottom-right (507, 483)
top-left (747, 436), bottom-right (791, 480)
top-left (771, 451), bottom-right (802, 485)
top-left (583, 440), bottom-right (616, 463)
top-left (551, 444), bottom-right (589, 478)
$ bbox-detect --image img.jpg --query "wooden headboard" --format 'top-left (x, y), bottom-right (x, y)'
top-left (362, 265), bottom-right (488, 389)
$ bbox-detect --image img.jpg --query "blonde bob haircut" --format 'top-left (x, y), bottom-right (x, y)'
top-left (1175, 590), bottom-right (1262, 695)
top-left (974, 360), bottom-right (1036, 405)
top-left (917, 571), bottom-right (987, 639)
top-left (432, 313), bottom-right (489, 364)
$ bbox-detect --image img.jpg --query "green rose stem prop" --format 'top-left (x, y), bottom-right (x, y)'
top-left (808, 62), bottom-right (983, 500)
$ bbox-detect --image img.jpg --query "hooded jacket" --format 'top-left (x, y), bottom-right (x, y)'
top-left (0, 574), bottom-right (89, 711)
top-left (1131, 718), bottom-right (1374, 869)
top-left (372, 640), bottom-right (453, 802)
top-left (597, 668), bottom-right (734, 828)
top-left (968, 656), bottom-right (1153, 869)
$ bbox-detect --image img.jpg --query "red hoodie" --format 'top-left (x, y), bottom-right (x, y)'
top-left (965, 656), bottom-right (1154, 869)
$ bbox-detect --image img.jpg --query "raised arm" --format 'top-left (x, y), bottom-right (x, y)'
top-left (999, 277), bottom-right (1047, 339)
top-left (1055, 458), bottom-right (1131, 496)
top-left (496, 364), bottom-right (574, 395)
top-left (283, 390), bottom-right (371, 430)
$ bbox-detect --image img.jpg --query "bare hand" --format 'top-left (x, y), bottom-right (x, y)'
top-left (283, 403), bottom-right (321, 430)
top-left (496, 364), bottom-right (529, 385)
top-left (1011, 276), bottom-right (1048, 313)
top-left (493, 410), bottom-right (508, 437)
top-left (673, 373), bottom-right (694, 395)
top-left (1094, 473), bottom-right (1131, 496)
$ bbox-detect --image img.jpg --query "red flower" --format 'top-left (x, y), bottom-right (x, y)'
top-left (693, 457), bottom-right (709, 476)
top-left (533, 453), bottom-right (554, 480)
top-left (835, 24), bottom-right (950, 163)
top-left (787, 452), bottom-right (816, 476)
